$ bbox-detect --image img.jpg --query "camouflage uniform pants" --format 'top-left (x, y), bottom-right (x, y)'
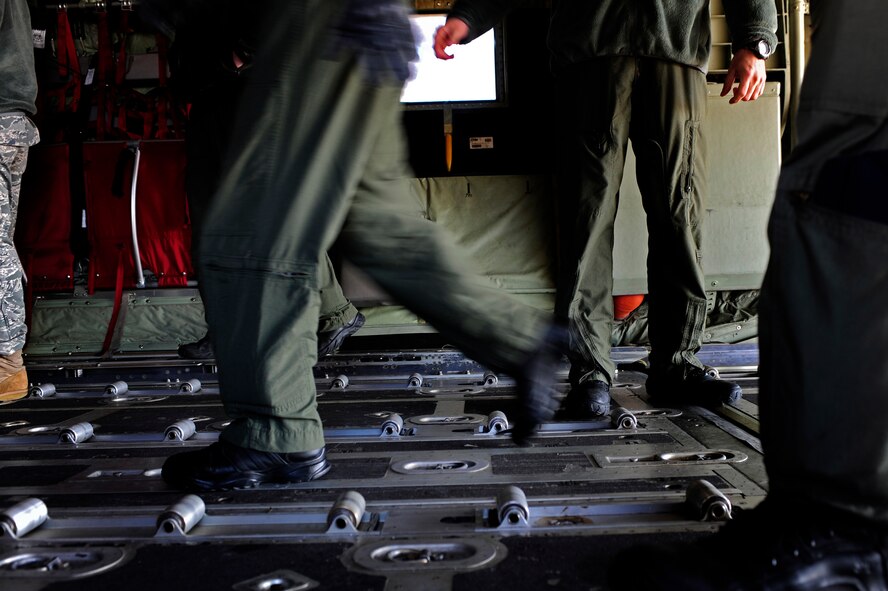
top-left (0, 113), bottom-right (39, 355)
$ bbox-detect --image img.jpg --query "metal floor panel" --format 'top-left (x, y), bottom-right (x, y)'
top-left (0, 344), bottom-right (763, 590)
top-left (0, 531), bottom-right (722, 591)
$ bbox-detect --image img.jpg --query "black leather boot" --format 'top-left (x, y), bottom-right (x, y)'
top-left (646, 366), bottom-right (742, 406)
top-left (317, 312), bottom-right (365, 357)
top-left (510, 324), bottom-right (568, 445)
top-left (558, 380), bottom-right (611, 419)
top-left (177, 332), bottom-right (214, 360)
top-left (162, 440), bottom-right (330, 491)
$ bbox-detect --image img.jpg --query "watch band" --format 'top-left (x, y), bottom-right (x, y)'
top-left (748, 38), bottom-right (772, 60)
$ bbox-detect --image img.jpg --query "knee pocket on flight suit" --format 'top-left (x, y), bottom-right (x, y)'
top-left (679, 121), bottom-right (705, 265)
top-left (680, 120), bottom-right (701, 198)
top-left (637, 121), bottom-right (703, 233)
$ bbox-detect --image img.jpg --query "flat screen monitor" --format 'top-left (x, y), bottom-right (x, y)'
top-left (401, 13), bottom-right (505, 108)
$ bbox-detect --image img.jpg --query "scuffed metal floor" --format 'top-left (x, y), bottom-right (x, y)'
top-left (0, 343), bottom-right (763, 590)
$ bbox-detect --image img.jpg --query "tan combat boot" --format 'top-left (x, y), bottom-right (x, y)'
top-left (0, 350), bottom-right (28, 402)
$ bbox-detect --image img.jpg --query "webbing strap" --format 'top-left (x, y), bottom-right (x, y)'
top-left (95, 11), bottom-right (113, 139)
top-left (111, 14), bottom-right (169, 140)
top-left (54, 9), bottom-right (81, 112)
top-left (99, 246), bottom-right (127, 357)
top-left (56, 10), bottom-right (79, 77)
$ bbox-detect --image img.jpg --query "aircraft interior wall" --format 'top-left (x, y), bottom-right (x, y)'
top-left (1, 2), bottom-right (798, 590)
top-left (17, 1), bottom-right (786, 351)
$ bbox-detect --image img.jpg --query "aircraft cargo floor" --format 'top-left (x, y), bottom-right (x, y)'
top-left (0, 341), bottom-right (764, 590)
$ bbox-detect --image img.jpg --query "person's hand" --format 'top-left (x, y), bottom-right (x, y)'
top-left (721, 48), bottom-right (767, 104)
top-left (433, 18), bottom-right (470, 60)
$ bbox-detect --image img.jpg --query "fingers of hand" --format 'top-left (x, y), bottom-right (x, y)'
top-left (732, 77), bottom-right (749, 103)
top-left (720, 71), bottom-right (736, 97)
top-left (433, 26), bottom-right (455, 60)
top-left (740, 73), bottom-right (767, 102)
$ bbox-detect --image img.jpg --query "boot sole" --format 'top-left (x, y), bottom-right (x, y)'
top-left (556, 402), bottom-right (611, 421)
top-left (318, 314), bottom-right (365, 357)
top-left (189, 458), bottom-right (332, 491)
top-left (647, 386), bottom-right (742, 407)
top-left (0, 388), bottom-right (29, 402)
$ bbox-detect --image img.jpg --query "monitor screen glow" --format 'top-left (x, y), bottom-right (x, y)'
top-left (401, 14), bottom-right (500, 105)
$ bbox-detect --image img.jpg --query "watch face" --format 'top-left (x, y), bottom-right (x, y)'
top-left (757, 39), bottom-right (772, 59)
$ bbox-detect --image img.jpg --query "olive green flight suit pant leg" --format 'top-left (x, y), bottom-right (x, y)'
top-left (185, 89), bottom-right (359, 335)
top-left (555, 58), bottom-right (708, 385)
top-left (315, 254), bottom-right (358, 333)
top-left (198, 1), bottom-right (548, 453)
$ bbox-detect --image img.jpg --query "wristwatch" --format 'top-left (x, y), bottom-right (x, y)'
top-left (747, 38), bottom-right (773, 60)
